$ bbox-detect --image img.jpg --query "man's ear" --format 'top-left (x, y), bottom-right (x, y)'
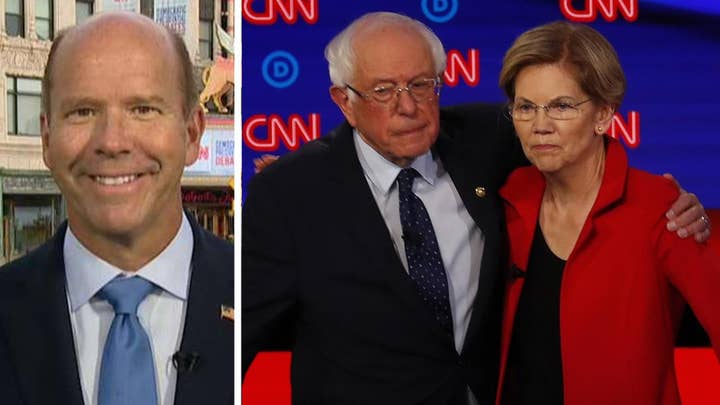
top-left (330, 86), bottom-right (358, 127)
top-left (184, 106), bottom-right (206, 166)
top-left (41, 114), bottom-right (52, 169)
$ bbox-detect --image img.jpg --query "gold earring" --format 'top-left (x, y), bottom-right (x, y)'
top-left (597, 126), bottom-right (603, 132)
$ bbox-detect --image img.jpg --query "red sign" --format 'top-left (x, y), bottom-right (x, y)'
top-left (607, 111), bottom-right (641, 149)
top-left (243, 113), bottom-right (321, 152)
top-left (242, 0), bottom-right (319, 25)
top-left (182, 190), bottom-right (233, 205)
top-left (443, 49), bottom-right (480, 87)
top-left (560, 0), bottom-right (638, 23)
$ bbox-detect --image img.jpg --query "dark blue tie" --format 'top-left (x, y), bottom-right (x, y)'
top-left (397, 168), bottom-right (454, 335)
top-left (97, 276), bottom-right (158, 405)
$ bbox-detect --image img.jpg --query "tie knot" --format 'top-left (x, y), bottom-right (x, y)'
top-left (98, 276), bottom-right (156, 315)
top-left (397, 168), bottom-right (419, 192)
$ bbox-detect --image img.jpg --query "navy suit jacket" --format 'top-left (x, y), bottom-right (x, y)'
top-left (242, 104), bottom-right (526, 404)
top-left (0, 214), bottom-right (233, 405)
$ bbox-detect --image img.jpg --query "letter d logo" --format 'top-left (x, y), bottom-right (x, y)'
top-left (421, 0), bottom-right (459, 23)
top-left (262, 50), bottom-right (300, 89)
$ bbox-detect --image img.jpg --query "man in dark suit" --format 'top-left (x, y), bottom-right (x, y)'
top-left (0, 12), bottom-right (232, 405)
top-left (242, 12), bottom-right (708, 405)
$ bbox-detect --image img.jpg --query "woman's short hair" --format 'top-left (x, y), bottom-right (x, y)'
top-left (499, 21), bottom-right (626, 109)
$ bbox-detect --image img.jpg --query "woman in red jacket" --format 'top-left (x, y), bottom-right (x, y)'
top-left (495, 21), bottom-right (720, 405)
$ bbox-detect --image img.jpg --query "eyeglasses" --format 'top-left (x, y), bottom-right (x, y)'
top-left (507, 98), bottom-right (592, 121)
top-left (345, 77), bottom-right (442, 107)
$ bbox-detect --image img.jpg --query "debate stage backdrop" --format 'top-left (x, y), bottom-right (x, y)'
top-left (241, 0), bottom-right (720, 402)
top-left (241, 0), bottom-right (720, 209)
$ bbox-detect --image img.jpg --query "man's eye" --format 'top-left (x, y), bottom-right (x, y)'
top-left (373, 86), bottom-right (393, 96)
top-left (410, 81), bottom-right (433, 91)
top-left (132, 105), bottom-right (160, 115)
top-left (67, 108), bottom-right (95, 118)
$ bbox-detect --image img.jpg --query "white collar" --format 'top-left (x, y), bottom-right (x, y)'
top-left (64, 213), bottom-right (194, 311)
top-left (353, 129), bottom-right (438, 194)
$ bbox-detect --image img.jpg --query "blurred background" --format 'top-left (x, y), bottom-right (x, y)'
top-left (0, 0), bottom-right (236, 263)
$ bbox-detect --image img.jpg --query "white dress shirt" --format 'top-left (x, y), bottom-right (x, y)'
top-left (354, 131), bottom-right (485, 353)
top-left (65, 213), bottom-right (194, 405)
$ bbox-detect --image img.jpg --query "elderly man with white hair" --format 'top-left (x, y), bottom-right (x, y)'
top-left (242, 12), bottom-right (709, 405)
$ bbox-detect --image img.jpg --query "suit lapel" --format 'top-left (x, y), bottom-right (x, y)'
top-left (174, 215), bottom-right (233, 405)
top-left (434, 128), bottom-right (502, 238)
top-left (434, 129), bottom-right (506, 357)
top-left (326, 125), bottom-right (455, 346)
top-left (326, 124), bottom-right (405, 276)
top-left (0, 224), bottom-right (85, 405)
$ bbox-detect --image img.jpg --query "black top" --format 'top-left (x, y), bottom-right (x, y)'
top-left (501, 225), bottom-right (567, 405)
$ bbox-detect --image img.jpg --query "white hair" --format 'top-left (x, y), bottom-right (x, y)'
top-left (324, 12), bottom-right (447, 87)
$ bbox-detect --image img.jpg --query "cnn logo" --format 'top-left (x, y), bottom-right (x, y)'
top-left (560, 0), bottom-right (638, 22)
top-left (242, 0), bottom-right (318, 25)
top-left (608, 111), bottom-right (641, 148)
top-left (443, 49), bottom-right (480, 87)
top-left (243, 113), bottom-right (321, 152)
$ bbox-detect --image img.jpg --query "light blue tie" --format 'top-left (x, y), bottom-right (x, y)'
top-left (98, 276), bottom-right (158, 405)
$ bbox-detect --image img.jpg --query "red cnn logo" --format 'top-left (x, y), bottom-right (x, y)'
top-left (443, 49), bottom-right (480, 87)
top-left (243, 113), bottom-right (321, 152)
top-left (242, 0), bottom-right (318, 25)
top-left (559, 0), bottom-right (638, 22)
top-left (607, 111), bottom-right (640, 148)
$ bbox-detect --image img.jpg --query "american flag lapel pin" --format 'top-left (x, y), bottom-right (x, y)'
top-left (220, 305), bottom-right (234, 322)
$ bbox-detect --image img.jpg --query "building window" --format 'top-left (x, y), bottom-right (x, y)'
top-left (76, 0), bottom-right (93, 24)
top-left (35, 0), bottom-right (53, 40)
top-left (7, 77), bottom-right (42, 136)
top-left (5, 0), bottom-right (24, 37)
top-left (199, 0), bottom-right (213, 60)
top-left (140, 0), bottom-right (153, 19)
top-left (220, 0), bottom-right (228, 58)
top-left (3, 195), bottom-right (60, 260)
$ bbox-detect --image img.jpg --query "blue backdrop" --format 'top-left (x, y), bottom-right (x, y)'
top-left (241, 0), bottom-right (720, 207)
